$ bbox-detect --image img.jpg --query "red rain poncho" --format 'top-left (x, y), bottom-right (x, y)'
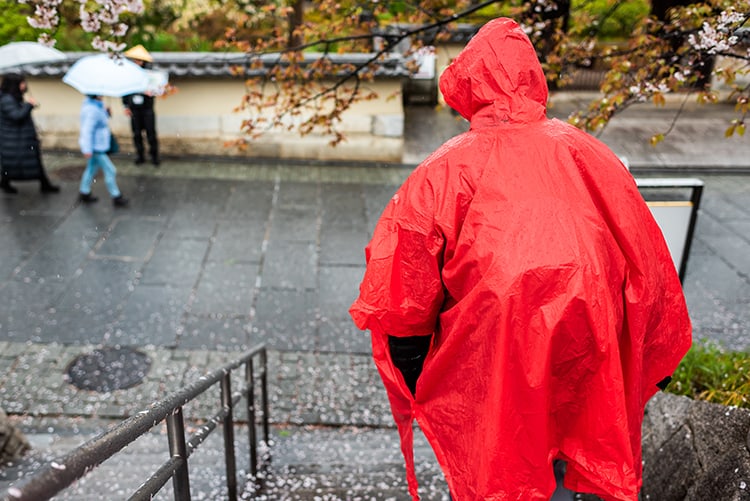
top-left (350, 17), bottom-right (691, 501)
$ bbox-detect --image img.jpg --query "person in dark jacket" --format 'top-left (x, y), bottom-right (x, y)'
top-left (0, 74), bottom-right (59, 194)
top-left (122, 45), bottom-right (160, 166)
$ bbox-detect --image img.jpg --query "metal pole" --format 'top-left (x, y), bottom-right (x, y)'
top-left (166, 407), bottom-right (191, 501)
top-left (246, 359), bottom-right (258, 478)
top-left (680, 183), bottom-right (704, 283)
top-left (221, 373), bottom-right (238, 501)
top-left (260, 349), bottom-right (269, 444)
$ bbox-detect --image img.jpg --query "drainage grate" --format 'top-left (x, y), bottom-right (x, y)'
top-left (67, 347), bottom-right (151, 392)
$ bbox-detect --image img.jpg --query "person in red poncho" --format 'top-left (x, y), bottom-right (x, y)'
top-left (349, 17), bottom-right (692, 501)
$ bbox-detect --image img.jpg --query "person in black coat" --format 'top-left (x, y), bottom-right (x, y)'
top-left (0, 74), bottom-right (59, 194)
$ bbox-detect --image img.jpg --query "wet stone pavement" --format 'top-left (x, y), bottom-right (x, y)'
top-left (1, 160), bottom-right (388, 352)
top-left (0, 154), bottom-right (454, 499)
top-left (1, 100), bottom-right (750, 498)
top-left (0, 156), bottom-right (414, 419)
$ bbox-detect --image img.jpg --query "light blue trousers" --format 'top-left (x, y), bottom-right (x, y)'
top-left (79, 153), bottom-right (121, 198)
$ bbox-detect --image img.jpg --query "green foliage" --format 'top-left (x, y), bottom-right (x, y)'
top-left (0, 0), bottom-right (95, 50)
top-left (0, 1), bottom-right (41, 45)
top-left (570, 0), bottom-right (650, 40)
top-left (123, 0), bottom-right (183, 49)
top-left (386, 1), bottom-right (408, 15)
top-left (143, 32), bottom-right (217, 52)
top-left (667, 341), bottom-right (750, 409)
top-left (50, 27), bottom-right (95, 51)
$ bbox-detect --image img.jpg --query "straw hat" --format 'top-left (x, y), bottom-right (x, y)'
top-left (124, 44), bottom-right (153, 63)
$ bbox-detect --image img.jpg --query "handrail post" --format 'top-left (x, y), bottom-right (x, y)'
top-left (166, 406), bottom-right (191, 501)
top-left (260, 349), bottom-right (269, 444)
top-left (246, 358), bottom-right (258, 479)
top-left (221, 373), bottom-right (238, 501)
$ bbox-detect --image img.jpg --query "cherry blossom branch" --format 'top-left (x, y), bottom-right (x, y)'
top-left (22, 0), bottom-right (143, 50)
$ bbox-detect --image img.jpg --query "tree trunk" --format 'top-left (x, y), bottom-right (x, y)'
top-left (287, 0), bottom-right (305, 50)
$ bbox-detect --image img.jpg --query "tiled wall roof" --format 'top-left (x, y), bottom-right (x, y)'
top-left (22, 51), bottom-right (410, 79)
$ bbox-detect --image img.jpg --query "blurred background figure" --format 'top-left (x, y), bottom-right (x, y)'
top-left (122, 45), bottom-right (160, 166)
top-left (77, 95), bottom-right (128, 207)
top-left (0, 74), bottom-right (60, 194)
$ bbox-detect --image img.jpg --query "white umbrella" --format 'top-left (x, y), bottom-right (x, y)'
top-left (144, 69), bottom-right (169, 96)
top-left (63, 54), bottom-right (150, 97)
top-left (0, 41), bottom-right (66, 71)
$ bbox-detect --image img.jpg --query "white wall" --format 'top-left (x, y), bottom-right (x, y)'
top-left (27, 76), bottom-right (405, 162)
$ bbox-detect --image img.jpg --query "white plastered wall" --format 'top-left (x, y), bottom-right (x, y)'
top-left (27, 76), bottom-right (405, 162)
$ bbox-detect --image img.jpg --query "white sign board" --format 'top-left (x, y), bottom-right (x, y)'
top-left (647, 201), bottom-right (694, 272)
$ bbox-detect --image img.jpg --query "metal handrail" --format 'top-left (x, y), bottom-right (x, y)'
top-left (3, 345), bottom-right (269, 501)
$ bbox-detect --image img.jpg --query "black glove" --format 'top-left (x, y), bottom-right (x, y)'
top-left (656, 375), bottom-right (672, 391)
top-left (388, 334), bottom-right (432, 397)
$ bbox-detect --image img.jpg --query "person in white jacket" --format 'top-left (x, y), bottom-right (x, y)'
top-left (77, 95), bottom-right (128, 207)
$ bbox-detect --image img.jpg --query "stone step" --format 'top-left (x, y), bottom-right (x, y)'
top-left (0, 418), bottom-right (448, 500)
top-left (247, 425), bottom-right (449, 500)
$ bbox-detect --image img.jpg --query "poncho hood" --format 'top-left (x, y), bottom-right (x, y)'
top-left (439, 17), bottom-right (548, 124)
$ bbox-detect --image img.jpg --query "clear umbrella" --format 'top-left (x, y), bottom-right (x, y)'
top-left (144, 69), bottom-right (170, 96)
top-left (0, 41), bottom-right (66, 71)
top-left (63, 54), bottom-right (150, 97)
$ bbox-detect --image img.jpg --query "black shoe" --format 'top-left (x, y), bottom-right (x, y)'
top-left (152, 158), bottom-right (160, 167)
top-left (113, 195), bottom-right (129, 207)
top-left (1, 182), bottom-right (18, 194)
top-left (79, 192), bottom-right (98, 203)
top-left (134, 157), bottom-right (146, 165)
top-left (41, 183), bottom-right (60, 193)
